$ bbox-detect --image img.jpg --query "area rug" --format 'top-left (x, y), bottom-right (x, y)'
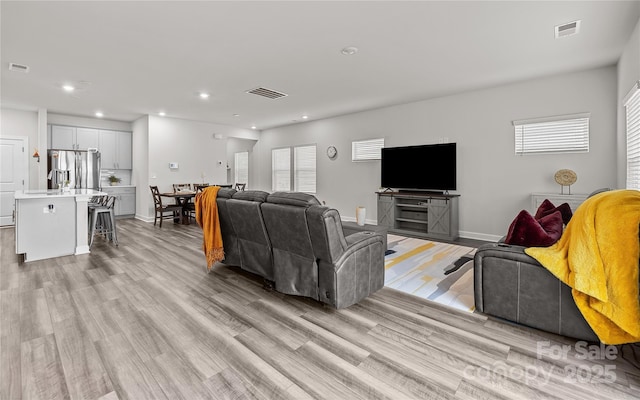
top-left (384, 234), bottom-right (476, 312)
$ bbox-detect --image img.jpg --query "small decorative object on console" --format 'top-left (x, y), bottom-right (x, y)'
top-left (554, 169), bottom-right (577, 194)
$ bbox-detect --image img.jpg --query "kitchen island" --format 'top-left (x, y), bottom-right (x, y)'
top-left (15, 189), bottom-right (106, 262)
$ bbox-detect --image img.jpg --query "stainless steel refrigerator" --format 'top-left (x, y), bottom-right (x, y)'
top-left (47, 149), bottom-right (101, 190)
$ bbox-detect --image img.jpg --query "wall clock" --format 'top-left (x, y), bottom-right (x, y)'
top-left (326, 145), bottom-right (337, 159)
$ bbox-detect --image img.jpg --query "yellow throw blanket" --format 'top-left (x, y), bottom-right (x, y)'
top-left (195, 186), bottom-right (224, 271)
top-left (525, 189), bottom-right (640, 344)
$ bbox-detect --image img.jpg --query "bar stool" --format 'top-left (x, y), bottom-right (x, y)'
top-left (89, 195), bottom-right (118, 248)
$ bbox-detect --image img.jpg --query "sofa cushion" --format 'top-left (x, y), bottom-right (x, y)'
top-left (232, 190), bottom-right (269, 203)
top-left (504, 210), bottom-right (563, 247)
top-left (267, 191), bottom-right (321, 207)
top-left (534, 199), bottom-right (573, 225)
top-left (217, 188), bottom-right (237, 199)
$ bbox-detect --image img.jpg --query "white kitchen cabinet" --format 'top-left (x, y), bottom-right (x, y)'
top-left (76, 128), bottom-right (100, 150)
top-left (50, 125), bottom-right (99, 150)
top-left (99, 130), bottom-right (132, 169)
top-left (101, 186), bottom-right (136, 217)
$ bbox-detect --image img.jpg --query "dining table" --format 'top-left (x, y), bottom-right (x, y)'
top-left (160, 190), bottom-right (197, 224)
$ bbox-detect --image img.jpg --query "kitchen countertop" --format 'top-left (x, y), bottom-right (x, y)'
top-left (15, 189), bottom-right (106, 199)
top-left (101, 185), bottom-right (136, 188)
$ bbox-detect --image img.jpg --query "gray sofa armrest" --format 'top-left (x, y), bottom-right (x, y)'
top-left (330, 231), bottom-right (385, 308)
top-left (474, 243), bottom-right (598, 342)
top-left (339, 231), bottom-right (385, 265)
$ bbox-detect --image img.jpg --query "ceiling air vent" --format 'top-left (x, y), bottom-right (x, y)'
top-left (246, 87), bottom-right (288, 100)
top-left (8, 63), bottom-right (29, 73)
top-left (555, 20), bottom-right (581, 38)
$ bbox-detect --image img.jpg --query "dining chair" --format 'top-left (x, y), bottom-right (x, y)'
top-left (150, 185), bottom-right (183, 228)
top-left (234, 183), bottom-right (246, 191)
top-left (186, 184), bottom-right (208, 221)
top-left (193, 183), bottom-right (209, 192)
top-left (172, 183), bottom-right (192, 192)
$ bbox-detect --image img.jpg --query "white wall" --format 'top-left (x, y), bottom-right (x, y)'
top-left (132, 115), bottom-right (150, 219)
top-left (1, 108), bottom-right (38, 189)
top-left (140, 116), bottom-right (257, 220)
top-left (617, 18), bottom-right (640, 189)
top-left (254, 66), bottom-right (618, 240)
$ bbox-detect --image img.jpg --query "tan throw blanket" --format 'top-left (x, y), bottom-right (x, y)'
top-left (525, 190), bottom-right (640, 344)
top-left (195, 186), bottom-right (224, 271)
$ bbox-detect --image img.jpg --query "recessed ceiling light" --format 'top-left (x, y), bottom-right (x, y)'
top-left (233, 114), bottom-right (240, 117)
top-left (251, 125), bottom-right (257, 130)
top-left (62, 85), bottom-right (75, 92)
top-left (199, 92), bottom-right (210, 99)
top-left (341, 46), bottom-right (359, 55)
top-left (95, 111), bottom-right (104, 118)
top-left (302, 115), bottom-right (309, 119)
top-left (158, 112), bottom-right (166, 116)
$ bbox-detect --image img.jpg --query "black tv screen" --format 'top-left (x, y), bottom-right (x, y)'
top-left (381, 143), bottom-right (456, 191)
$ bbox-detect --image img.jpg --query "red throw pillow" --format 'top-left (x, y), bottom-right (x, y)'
top-left (504, 209), bottom-right (563, 247)
top-left (534, 199), bottom-right (573, 225)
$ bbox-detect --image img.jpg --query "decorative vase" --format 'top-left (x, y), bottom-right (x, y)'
top-left (356, 206), bottom-right (366, 226)
top-left (110, 182), bottom-right (117, 186)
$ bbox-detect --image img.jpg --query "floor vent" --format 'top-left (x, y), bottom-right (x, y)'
top-left (555, 20), bottom-right (581, 38)
top-left (246, 87), bottom-right (288, 99)
top-left (8, 63), bottom-right (29, 73)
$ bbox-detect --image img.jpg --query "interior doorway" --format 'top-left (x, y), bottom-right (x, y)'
top-left (0, 136), bottom-right (28, 226)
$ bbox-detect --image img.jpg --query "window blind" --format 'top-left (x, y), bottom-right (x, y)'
top-left (626, 82), bottom-right (640, 190)
top-left (234, 151), bottom-right (248, 186)
top-left (352, 138), bottom-right (385, 161)
top-left (272, 148), bottom-right (291, 191)
top-left (294, 145), bottom-right (316, 193)
top-left (513, 113), bottom-right (590, 155)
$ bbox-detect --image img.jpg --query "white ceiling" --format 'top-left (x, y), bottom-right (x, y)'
top-left (2, 1), bottom-right (639, 130)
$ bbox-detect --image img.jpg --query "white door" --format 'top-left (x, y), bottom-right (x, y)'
top-left (0, 137), bottom-right (27, 226)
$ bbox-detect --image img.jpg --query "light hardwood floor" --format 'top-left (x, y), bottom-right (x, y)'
top-left (1, 219), bottom-right (638, 400)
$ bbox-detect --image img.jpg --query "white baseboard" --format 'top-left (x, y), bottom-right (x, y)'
top-left (459, 230), bottom-right (502, 242)
top-left (135, 214), bottom-right (154, 223)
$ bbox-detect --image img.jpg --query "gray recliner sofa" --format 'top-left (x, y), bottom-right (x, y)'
top-left (215, 190), bottom-right (385, 308)
top-left (474, 242), bottom-right (599, 341)
top-left (474, 232), bottom-right (640, 342)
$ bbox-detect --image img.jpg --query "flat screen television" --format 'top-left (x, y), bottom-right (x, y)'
top-left (381, 143), bottom-right (456, 192)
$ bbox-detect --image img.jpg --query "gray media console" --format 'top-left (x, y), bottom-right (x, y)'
top-left (377, 191), bottom-right (459, 241)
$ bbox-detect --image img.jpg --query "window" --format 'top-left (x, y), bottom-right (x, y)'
top-left (272, 147), bottom-right (291, 191)
top-left (234, 151), bottom-right (248, 186)
top-left (626, 81), bottom-right (640, 190)
top-left (294, 145), bottom-right (316, 193)
top-left (352, 138), bottom-right (385, 161)
top-left (513, 113), bottom-right (590, 155)
top-left (271, 144), bottom-right (317, 193)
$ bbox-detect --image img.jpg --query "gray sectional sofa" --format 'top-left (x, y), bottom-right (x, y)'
top-left (215, 189), bottom-right (386, 309)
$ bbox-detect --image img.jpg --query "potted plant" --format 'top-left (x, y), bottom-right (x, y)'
top-left (108, 175), bottom-right (121, 186)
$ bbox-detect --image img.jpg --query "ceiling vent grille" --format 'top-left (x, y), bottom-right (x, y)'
top-left (246, 87), bottom-right (288, 99)
top-left (555, 20), bottom-right (581, 38)
top-left (8, 63), bottom-right (29, 73)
